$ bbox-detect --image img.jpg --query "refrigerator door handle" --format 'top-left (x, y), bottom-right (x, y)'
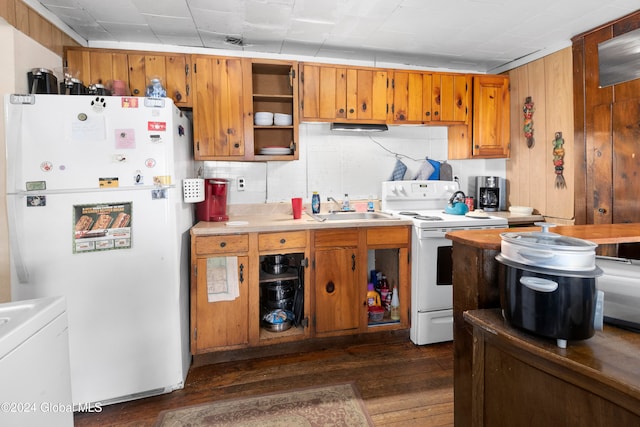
top-left (7, 196), bottom-right (30, 283)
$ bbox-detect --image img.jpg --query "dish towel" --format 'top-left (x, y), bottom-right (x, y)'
top-left (413, 160), bottom-right (436, 180)
top-left (389, 159), bottom-right (407, 181)
top-left (427, 159), bottom-right (441, 180)
top-left (206, 257), bottom-right (239, 302)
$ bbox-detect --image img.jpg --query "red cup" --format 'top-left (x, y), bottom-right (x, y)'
top-left (291, 197), bottom-right (303, 219)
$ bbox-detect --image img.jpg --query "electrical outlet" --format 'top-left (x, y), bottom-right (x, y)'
top-left (237, 176), bottom-right (246, 191)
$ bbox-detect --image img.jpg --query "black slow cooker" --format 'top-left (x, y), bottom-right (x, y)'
top-left (496, 223), bottom-right (604, 348)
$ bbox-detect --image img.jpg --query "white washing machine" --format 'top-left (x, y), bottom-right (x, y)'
top-left (0, 296), bottom-right (73, 427)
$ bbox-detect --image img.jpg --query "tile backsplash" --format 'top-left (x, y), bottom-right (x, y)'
top-left (203, 123), bottom-right (506, 205)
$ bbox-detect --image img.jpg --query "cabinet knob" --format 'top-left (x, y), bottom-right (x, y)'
top-left (339, 108), bottom-right (345, 114)
top-left (175, 91), bottom-right (182, 101)
top-left (234, 143), bottom-right (240, 148)
top-left (362, 103), bottom-right (367, 112)
top-left (398, 114), bottom-right (405, 121)
top-left (598, 208), bottom-right (607, 214)
top-left (133, 88), bottom-right (140, 95)
top-left (349, 108), bottom-right (355, 114)
top-left (425, 111), bottom-right (431, 117)
top-left (280, 238), bottom-right (286, 244)
top-left (326, 281), bottom-right (335, 294)
top-left (219, 242), bottom-right (226, 248)
top-left (434, 111), bottom-right (439, 116)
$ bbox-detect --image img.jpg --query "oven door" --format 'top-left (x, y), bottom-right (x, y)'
top-left (412, 228), bottom-right (453, 313)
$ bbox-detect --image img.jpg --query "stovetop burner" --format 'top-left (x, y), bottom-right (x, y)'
top-left (414, 215), bottom-right (444, 221)
top-left (398, 211), bottom-right (419, 216)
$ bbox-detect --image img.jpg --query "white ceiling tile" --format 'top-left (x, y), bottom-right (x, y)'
top-left (32, 0), bottom-right (640, 72)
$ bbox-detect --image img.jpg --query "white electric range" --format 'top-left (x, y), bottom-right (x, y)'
top-left (381, 180), bottom-right (508, 344)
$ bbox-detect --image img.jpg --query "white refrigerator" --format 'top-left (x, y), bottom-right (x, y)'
top-left (4, 94), bottom-right (195, 407)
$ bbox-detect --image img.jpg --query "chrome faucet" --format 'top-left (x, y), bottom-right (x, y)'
top-left (327, 196), bottom-right (342, 213)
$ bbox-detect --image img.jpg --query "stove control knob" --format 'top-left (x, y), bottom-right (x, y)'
top-left (396, 184), bottom-right (405, 194)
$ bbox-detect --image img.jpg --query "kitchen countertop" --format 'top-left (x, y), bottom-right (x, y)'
top-left (191, 208), bottom-right (412, 235)
top-left (446, 223), bottom-right (640, 250)
top-left (490, 210), bottom-right (544, 225)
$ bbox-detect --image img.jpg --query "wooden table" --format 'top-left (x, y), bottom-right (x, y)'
top-left (465, 309), bottom-right (640, 426)
top-left (446, 223), bottom-right (640, 427)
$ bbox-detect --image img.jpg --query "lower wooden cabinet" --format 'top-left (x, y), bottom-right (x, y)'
top-left (191, 225), bottom-right (411, 354)
top-left (313, 229), bottom-right (361, 334)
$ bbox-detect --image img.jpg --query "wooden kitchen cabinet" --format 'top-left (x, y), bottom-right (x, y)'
top-left (364, 226), bottom-right (411, 329)
top-left (256, 231), bottom-right (310, 343)
top-left (391, 71), bottom-right (469, 124)
top-left (127, 53), bottom-right (191, 107)
top-left (192, 55), bottom-right (245, 160)
top-left (191, 234), bottom-right (250, 354)
top-left (64, 48), bottom-right (129, 89)
top-left (64, 48), bottom-right (191, 107)
top-left (300, 63), bottom-right (389, 123)
top-left (312, 225), bottom-right (411, 336)
top-left (448, 74), bottom-right (510, 159)
top-left (313, 228), bottom-right (361, 335)
top-left (242, 58), bottom-right (299, 160)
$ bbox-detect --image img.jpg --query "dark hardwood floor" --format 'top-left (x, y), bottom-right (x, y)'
top-left (74, 332), bottom-right (454, 426)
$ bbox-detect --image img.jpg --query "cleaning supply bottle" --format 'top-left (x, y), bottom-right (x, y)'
top-left (367, 283), bottom-right (381, 307)
top-left (379, 275), bottom-right (390, 311)
top-left (312, 191), bottom-right (321, 214)
top-left (390, 285), bottom-right (400, 320)
top-left (342, 193), bottom-right (350, 211)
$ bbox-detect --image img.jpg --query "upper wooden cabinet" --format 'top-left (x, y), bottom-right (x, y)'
top-left (448, 74), bottom-right (510, 159)
top-left (65, 48), bottom-right (129, 89)
top-left (391, 71), bottom-right (470, 124)
top-left (243, 59), bottom-right (299, 160)
top-left (127, 54), bottom-right (191, 107)
top-left (300, 63), bottom-right (389, 123)
top-left (192, 55), bottom-right (245, 160)
top-left (64, 48), bottom-right (191, 107)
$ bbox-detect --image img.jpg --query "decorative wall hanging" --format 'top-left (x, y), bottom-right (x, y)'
top-left (553, 131), bottom-right (567, 189)
top-left (523, 97), bottom-right (535, 148)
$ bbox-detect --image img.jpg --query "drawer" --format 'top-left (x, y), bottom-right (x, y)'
top-left (259, 231), bottom-right (307, 251)
top-left (314, 229), bottom-right (359, 247)
top-left (367, 226), bottom-right (410, 246)
top-left (195, 234), bottom-right (249, 255)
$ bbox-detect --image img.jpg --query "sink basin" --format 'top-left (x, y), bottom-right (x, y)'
top-left (314, 212), bottom-right (399, 221)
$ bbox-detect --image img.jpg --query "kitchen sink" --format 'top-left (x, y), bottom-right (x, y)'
top-left (312, 212), bottom-right (399, 221)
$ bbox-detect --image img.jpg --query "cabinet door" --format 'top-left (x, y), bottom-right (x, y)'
top-left (300, 64), bottom-right (388, 122)
top-left (346, 68), bottom-right (388, 121)
top-left (472, 75), bottom-right (510, 158)
top-left (300, 64), bottom-right (347, 121)
top-left (128, 54), bottom-right (191, 106)
top-left (193, 255), bottom-right (249, 352)
top-left (65, 49), bottom-right (128, 87)
top-left (314, 247), bottom-right (360, 334)
top-left (192, 56), bottom-right (245, 160)
top-left (392, 71), bottom-right (431, 123)
top-left (432, 74), bottom-right (469, 123)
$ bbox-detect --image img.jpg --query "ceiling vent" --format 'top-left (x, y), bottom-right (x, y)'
top-left (224, 36), bottom-right (244, 47)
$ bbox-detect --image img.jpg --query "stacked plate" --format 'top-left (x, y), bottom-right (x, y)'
top-left (259, 146), bottom-right (292, 155)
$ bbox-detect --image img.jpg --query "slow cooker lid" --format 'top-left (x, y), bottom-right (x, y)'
top-left (500, 223), bottom-right (597, 252)
top-left (495, 254), bottom-right (603, 278)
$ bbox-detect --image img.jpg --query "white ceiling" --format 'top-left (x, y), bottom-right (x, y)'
top-left (29, 0), bottom-right (639, 73)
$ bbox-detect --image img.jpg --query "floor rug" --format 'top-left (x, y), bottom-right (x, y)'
top-left (154, 382), bottom-right (373, 426)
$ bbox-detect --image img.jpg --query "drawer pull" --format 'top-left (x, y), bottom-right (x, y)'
top-left (220, 242), bottom-right (226, 248)
top-left (280, 238), bottom-right (286, 244)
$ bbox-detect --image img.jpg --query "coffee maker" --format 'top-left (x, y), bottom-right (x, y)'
top-left (473, 176), bottom-right (507, 211)
top-left (196, 178), bottom-right (229, 222)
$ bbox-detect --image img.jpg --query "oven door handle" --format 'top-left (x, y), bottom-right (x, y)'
top-left (419, 230), bottom-right (449, 239)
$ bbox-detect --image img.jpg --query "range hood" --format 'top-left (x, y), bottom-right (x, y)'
top-left (330, 123), bottom-right (388, 132)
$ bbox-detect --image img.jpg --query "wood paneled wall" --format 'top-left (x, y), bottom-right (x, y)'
top-left (0, 0), bottom-right (80, 56)
top-left (507, 48), bottom-right (574, 224)
top-left (572, 10), bottom-right (640, 226)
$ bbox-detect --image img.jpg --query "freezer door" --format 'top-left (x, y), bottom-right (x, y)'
top-left (5, 94), bottom-right (177, 193)
top-left (7, 187), bottom-right (191, 405)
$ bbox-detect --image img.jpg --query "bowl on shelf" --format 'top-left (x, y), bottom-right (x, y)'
top-left (509, 206), bottom-right (534, 215)
top-left (254, 112), bottom-right (273, 126)
top-left (274, 113), bottom-right (293, 126)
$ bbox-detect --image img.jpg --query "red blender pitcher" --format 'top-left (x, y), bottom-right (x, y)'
top-left (196, 178), bottom-right (229, 222)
